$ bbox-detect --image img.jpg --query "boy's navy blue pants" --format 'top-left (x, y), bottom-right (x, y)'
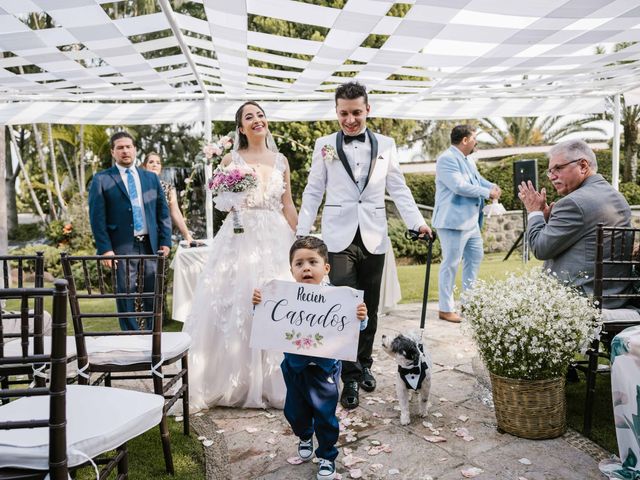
top-left (281, 360), bottom-right (341, 461)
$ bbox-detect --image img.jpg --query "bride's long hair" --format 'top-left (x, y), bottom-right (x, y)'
top-left (233, 101), bottom-right (278, 153)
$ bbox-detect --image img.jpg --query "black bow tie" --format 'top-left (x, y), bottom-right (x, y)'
top-left (344, 132), bottom-right (366, 144)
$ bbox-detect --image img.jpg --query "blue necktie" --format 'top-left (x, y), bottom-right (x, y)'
top-left (126, 168), bottom-right (144, 232)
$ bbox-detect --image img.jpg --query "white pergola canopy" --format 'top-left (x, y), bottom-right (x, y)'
top-left (1, 0), bottom-right (639, 124)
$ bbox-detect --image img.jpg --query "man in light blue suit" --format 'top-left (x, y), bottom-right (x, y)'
top-left (89, 132), bottom-right (171, 330)
top-left (432, 125), bottom-right (501, 323)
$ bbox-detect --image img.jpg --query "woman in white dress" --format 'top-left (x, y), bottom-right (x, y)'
top-left (184, 101), bottom-right (298, 410)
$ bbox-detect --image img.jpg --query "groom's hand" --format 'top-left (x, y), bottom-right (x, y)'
top-left (418, 224), bottom-right (433, 239)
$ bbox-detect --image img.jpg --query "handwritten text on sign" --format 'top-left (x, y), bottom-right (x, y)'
top-left (250, 280), bottom-right (364, 362)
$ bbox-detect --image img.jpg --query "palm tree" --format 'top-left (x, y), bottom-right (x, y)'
top-left (478, 116), bottom-right (607, 147)
top-left (590, 42), bottom-right (640, 182)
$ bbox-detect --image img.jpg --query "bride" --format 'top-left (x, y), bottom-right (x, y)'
top-left (184, 101), bottom-right (298, 410)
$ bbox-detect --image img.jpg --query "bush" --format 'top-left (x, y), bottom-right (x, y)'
top-left (619, 182), bottom-right (640, 205)
top-left (9, 223), bottom-right (43, 242)
top-left (9, 244), bottom-right (65, 279)
top-left (404, 173), bottom-right (436, 206)
top-left (388, 217), bottom-right (441, 264)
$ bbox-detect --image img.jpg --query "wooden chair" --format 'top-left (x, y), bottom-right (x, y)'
top-left (580, 223), bottom-right (640, 435)
top-left (60, 252), bottom-right (190, 475)
top-left (0, 253), bottom-right (77, 393)
top-left (0, 280), bottom-right (165, 479)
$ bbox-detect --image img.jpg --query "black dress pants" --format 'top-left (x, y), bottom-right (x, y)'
top-left (115, 236), bottom-right (156, 331)
top-left (328, 229), bottom-right (385, 383)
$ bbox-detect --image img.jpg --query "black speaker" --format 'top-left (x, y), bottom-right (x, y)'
top-left (513, 159), bottom-right (538, 198)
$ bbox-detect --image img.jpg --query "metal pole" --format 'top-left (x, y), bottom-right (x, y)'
top-left (203, 98), bottom-right (213, 239)
top-left (0, 125), bottom-right (7, 255)
top-left (612, 93), bottom-right (621, 190)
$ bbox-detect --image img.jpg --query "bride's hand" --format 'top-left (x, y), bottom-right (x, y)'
top-left (252, 288), bottom-right (262, 305)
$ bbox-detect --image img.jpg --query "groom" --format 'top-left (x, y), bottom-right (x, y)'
top-left (297, 81), bottom-right (431, 409)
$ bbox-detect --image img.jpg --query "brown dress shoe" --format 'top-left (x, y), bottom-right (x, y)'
top-left (438, 311), bottom-right (462, 323)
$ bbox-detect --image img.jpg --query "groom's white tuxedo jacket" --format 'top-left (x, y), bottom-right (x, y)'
top-left (297, 130), bottom-right (425, 255)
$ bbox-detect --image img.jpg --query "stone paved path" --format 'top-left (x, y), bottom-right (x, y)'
top-left (188, 303), bottom-right (611, 480)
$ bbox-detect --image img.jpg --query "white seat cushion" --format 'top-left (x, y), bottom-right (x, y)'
top-left (601, 308), bottom-right (640, 323)
top-left (87, 332), bottom-right (191, 366)
top-left (4, 336), bottom-right (78, 357)
top-left (0, 384), bottom-right (164, 470)
top-left (2, 310), bottom-right (52, 336)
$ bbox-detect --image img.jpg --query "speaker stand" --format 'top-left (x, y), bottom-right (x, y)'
top-left (503, 209), bottom-right (529, 263)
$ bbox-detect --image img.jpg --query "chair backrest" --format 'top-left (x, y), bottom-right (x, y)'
top-left (0, 253), bottom-right (46, 353)
top-left (594, 223), bottom-right (640, 338)
top-left (59, 253), bottom-right (166, 368)
top-left (0, 280), bottom-right (69, 479)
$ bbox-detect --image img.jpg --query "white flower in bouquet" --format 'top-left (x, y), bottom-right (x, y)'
top-left (461, 267), bottom-right (601, 380)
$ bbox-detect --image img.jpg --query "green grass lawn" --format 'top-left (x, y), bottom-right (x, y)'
top-left (396, 252), bottom-right (541, 304)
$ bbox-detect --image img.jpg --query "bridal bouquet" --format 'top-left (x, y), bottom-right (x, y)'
top-left (208, 165), bottom-right (258, 233)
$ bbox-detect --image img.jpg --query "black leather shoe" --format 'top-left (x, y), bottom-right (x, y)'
top-left (360, 367), bottom-right (376, 392)
top-left (340, 381), bottom-right (359, 409)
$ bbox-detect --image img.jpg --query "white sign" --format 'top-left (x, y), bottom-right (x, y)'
top-left (250, 280), bottom-right (364, 362)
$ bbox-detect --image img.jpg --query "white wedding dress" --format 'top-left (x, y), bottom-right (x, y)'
top-left (184, 150), bottom-right (294, 411)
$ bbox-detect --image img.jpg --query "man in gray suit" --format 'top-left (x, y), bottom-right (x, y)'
top-left (518, 139), bottom-right (631, 308)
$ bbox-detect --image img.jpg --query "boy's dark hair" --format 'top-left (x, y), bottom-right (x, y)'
top-left (110, 131), bottom-right (135, 149)
top-left (289, 236), bottom-right (329, 264)
top-left (450, 125), bottom-right (476, 145)
top-left (335, 81), bottom-right (368, 105)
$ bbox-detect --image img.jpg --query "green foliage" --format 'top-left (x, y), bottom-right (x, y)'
top-left (10, 244), bottom-right (65, 279)
top-left (404, 173), bottom-right (436, 206)
top-left (388, 217), bottom-right (441, 264)
top-left (44, 193), bottom-right (95, 251)
top-left (9, 223), bottom-right (43, 241)
top-left (619, 181), bottom-right (640, 205)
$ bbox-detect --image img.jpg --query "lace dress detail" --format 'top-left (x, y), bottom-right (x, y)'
top-left (183, 150), bottom-right (294, 411)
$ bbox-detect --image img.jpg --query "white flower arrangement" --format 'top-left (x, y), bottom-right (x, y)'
top-left (461, 267), bottom-right (601, 380)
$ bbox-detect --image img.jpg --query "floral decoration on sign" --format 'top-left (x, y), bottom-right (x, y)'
top-left (321, 144), bottom-right (337, 163)
top-left (285, 330), bottom-right (324, 350)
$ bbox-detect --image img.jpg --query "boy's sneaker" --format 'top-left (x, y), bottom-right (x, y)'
top-left (298, 438), bottom-right (313, 461)
top-left (317, 459), bottom-right (336, 480)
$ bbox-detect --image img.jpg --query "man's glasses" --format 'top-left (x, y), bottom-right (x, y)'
top-left (546, 159), bottom-right (583, 177)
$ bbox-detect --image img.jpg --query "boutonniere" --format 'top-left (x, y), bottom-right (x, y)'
top-left (321, 144), bottom-right (337, 163)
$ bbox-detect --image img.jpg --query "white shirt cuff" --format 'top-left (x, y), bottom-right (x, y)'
top-left (527, 211), bottom-right (544, 221)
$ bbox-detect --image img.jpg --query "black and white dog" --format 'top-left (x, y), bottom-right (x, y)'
top-left (381, 332), bottom-right (432, 425)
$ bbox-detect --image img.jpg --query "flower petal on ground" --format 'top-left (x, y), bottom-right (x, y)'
top-left (349, 468), bottom-right (362, 478)
top-left (245, 427), bottom-right (260, 433)
top-left (202, 440), bottom-right (214, 447)
top-left (518, 458), bottom-right (532, 465)
top-left (423, 435), bottom-right (447, 443)
top-left (461, 467), bottom-right (484, 478)
top-left (343, 454), bottom-right (367, 467)
top-left (287, 457), bottom-right (304, 465)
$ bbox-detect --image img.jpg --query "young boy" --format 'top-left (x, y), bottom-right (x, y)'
top-left (253, 236), bottom-right (367, 480)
